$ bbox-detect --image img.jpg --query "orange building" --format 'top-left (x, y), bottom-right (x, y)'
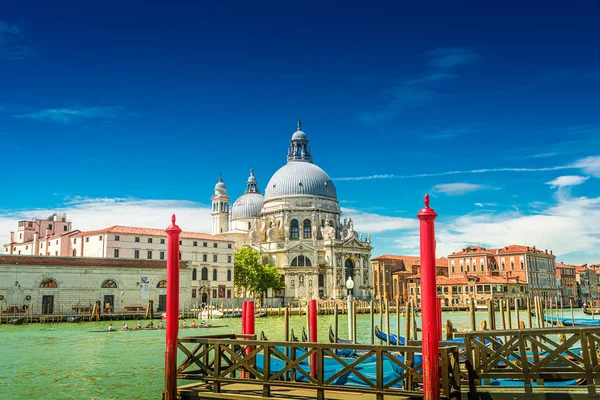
top-left (556, 262), bottom-right (579, 306)
top-left (371, 255), bottom-right (447, 301)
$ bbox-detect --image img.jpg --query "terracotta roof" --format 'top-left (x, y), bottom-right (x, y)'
top-left (406, 274), bottom-right (420, 279)
top-left (556, 262), bottom-right (577, 270)
top-left (372, 255), bottom-right (448, 267)
top-left (436, 257), bottom-right (449, 267)
top-left (437, 276), bottom-right (468, 285)
top-left (449, 246), bottom-right (496, 256)
top-left (496, 245), bottom-right (552, 255)
top-left (75, 225), bottom-right (232, 242)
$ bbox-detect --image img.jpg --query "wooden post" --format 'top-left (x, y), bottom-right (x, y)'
top-left (369, 300), bottom-right (374, 345)
top-left (411, 298), bottom-right (418, 340)
top-left (527, 296), bottom-right (532, 328)
top-left (480, 320), bottom-right (487, 330)
top-left (445, 320), bottom-right (454, 340)
top-left (334, 303), bottom-right (338, 344)
top-left (500, 299), bottom-right (507, 331)
top-left (284, 306), bottom-right (290, 341)
top-left (405, 301), bottom-right (412, 341)
top-left (353, 297), bottom-right (357, 343)
top-left (515, 298), bottom-right (520, 329)
top-left (385, 300), bottom-right (391, 345)
top-left (507, 298), bottom-right (512, 330)
top-left (487, 299), bottom-right (495, 331)
top-left (570, 299), bottom-right (574, 326)
top-left (396, 296), bottom-right (401, 345)
top-left (470, 297), bottom-right (476, 332)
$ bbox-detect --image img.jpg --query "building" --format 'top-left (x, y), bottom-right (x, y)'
top-left (576, 264), bottom-right (599, 305)
top-left (4, 213), bottom-right (76, 256)
top-left (406, 273), bottom-right (528, 309)
top-left (0, 255), bottom-right (191, 315)
top-left (448, 244), bottom-right (560, 301)
top-left (556, 262), bottom-right (579, 306)
top-left (371, 255), bottom-right (448, 301)
top-left (212, 122), bottom-right (373, 301)
top-left (71, 226), bottom-right (235, 303)
top-left (3, 216), bottom-right (235, 305)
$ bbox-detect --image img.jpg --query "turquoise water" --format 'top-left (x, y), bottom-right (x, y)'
top-left (0, 308), bottom-right (585, 399)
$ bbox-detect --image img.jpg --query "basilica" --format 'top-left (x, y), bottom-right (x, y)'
top-left (211, 122), bottom-right (372, 301)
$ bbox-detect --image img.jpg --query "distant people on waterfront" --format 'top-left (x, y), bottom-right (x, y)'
top-left (122, 323), bottom-right (129, 330)
top-left (191, 320), bottom-right (197, 327)
top-left (181, 320), bottom-right (187, 328)
top-left (146, 321), bottom-right (154, 329)
top-left (108, 323), bottom-right (115, 331)
top-left (135, 322), bottom-right (142, 330)
top-left (105, 302), bottom-right (112, 315)
top-left (158, 321), bottom-right (164, 329)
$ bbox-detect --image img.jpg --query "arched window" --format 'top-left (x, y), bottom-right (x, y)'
top-left (345, 258), bottom-right (355, 279)
top-left (101, 279), bottom-right (118, 288)
top-left (291, 255), bottom-right (312, 267)
top-left (72, 249), bottom-right (77, 256)
top-left (303, 219), bottom-right (312, 239)
top-left (227, 270), bottom-right (232, 281)
top-left (290, 219), bottom-right (299, 239)
top-left (40, 278), bottom-right (58, 288)
top-left (157, 280), bottom-right (167, 288)
top-left (212, 269), bottom-right (217, 281)
top-left (248, 222), bottom-right (251, 230)
top-left (201, 267), bottom-right (208, 280)
top-left (192, 268), bottom-right (197, 280)
top-left (318, 273), bottom-right (324, 287)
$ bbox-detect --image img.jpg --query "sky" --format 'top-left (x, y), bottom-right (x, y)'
top-left (1, 1), bottom-right (599, 264)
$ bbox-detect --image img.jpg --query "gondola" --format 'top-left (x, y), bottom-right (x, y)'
top-left (67, 315), bottom-right (83, 323)
top-left (222, 311), bottom-right (242, 319)
top-left (8, 317), bottom-right (25, 325)
top-left (374, 325), bottom-right (405, 345)
top-left (260, 331), bottom-right (268, 340)
top-left (328, 325), bottom-right (352, 344)
top-left (583, 307), bottom-right (600, 316)
top-left (302, 327), bottom-right (308, 342)
top-left (255, 311), bottom-right (268, 318)
top-left (290, 328), bottom-right (299, 342)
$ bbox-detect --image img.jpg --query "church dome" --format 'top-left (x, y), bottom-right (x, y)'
top-left (231, 169), bottom-right (264, 219)
top-left (231, 192), bottom-right (264, 219)
top-left (265, 122), bottom-right (337, 200)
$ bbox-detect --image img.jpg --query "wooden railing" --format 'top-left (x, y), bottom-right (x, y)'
top-left (457, 326), bottom-right (600, 396)
top-left (176, 334), bottom-right (461, 399)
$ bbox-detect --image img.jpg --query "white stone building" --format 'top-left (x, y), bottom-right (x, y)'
top-left (4, 213), bottom-right (76, 256)
top-left (212, 122), bottom-right (373, 301)
top-left (71, 226), bottom-right (236, 303)
top-left (0, 255), bottom-right (191, 315)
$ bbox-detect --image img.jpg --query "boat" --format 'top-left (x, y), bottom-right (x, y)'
top-left (66, 315), bottom-right (83, 323)
top-left (545, 316), bottom-right (600, 327)
top-left (255, 311), bottom-right (268, 318)
top-left (222, 311), bottom-right (242, 319)
top-left (260, 331), bottom-right (268, 340)
top-left (329, 326), bottom-right (353, 344)
top-left (198, 309), bottom-right (224, 319)
top-left (290, 328), bottom-right (299, 342)
top-left (301, 327), bottom-right (308, 342)
top-left (583, 307), bottom-right (600, 316)
top-left (8, 317), bottom-right (25, 325)
top-left (374, 325), bottom-right (405, 345)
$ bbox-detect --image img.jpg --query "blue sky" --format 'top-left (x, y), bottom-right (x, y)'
top-left (1, 1), bottom-right (599, 263)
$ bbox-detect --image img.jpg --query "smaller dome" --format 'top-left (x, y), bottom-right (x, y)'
top-left (292, 130), bottom-right (307, 141)
top-left (231, 192), bottom-right (264, 219)
top-left (214, 176), bottom-right (226, 194)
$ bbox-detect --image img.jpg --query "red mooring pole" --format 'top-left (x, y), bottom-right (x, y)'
top-left (247, 301), bottom-right (255, 378)
top-left (309, 299), bottom-right (318, 376)
top-left (241, 301), bottom-right (248, 378)
top-left (417, 194), bottom-right (439, 400)
top-left (164, 214), bottom-right (182, 400)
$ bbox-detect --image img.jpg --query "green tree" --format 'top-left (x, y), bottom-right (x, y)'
top-left (234, 247), bottom-right (284, 305)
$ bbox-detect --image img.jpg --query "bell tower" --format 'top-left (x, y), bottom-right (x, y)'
top-left (211, 174), bottom-right (230, 234)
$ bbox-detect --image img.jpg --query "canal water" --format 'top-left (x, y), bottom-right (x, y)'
top-left (0, 308), bottom-right (586, 399)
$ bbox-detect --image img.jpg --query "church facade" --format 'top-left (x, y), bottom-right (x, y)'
top-left (211, 122), bottom-right (373, 301)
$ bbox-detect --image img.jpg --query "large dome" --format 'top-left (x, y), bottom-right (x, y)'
top-left (231, 192), bottom-right (264, 219)
top-left (265, 162), bottom-right (337, 200)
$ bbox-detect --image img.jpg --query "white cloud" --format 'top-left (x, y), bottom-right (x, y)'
top-left (546, 175), bottom-right (589, 189)
top-left (474, 203), bottom-right (484, 207)
top-left (341, 207), bottom-right (417, 233)
top-left (0, 198), bottom-right (212, 250)
top-left (16, 106), bottom-right (125, 124)
top-left (432, 182), bottom-right (487, 195)
top-left (574, 156), bottom-right (600, 178)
